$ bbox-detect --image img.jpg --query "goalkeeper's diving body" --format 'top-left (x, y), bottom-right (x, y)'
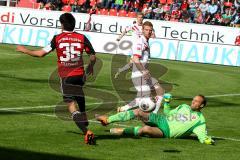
top-left (96, 94), bottom-right (215, 144)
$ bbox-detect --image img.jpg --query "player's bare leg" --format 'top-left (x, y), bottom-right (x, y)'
top-left (117, 98), bottom-right (140, 112)
top-left (145, 77), bottom-right (164, 114)
top-left (110, 128), bottom-right (124, 135)
top-left (95, 114), bottom-right (109, 126)
top-left (114, 61), bottom-right (133, 79)
top-left (96, 108), bottom-right (149, 126)
top-left (138, 126), bottom-right (163, 138)
top-left (152, 82), bottom-right (164, 114)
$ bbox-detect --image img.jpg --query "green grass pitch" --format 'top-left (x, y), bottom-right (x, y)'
top-left (0, 44), bottom-right (240, 160)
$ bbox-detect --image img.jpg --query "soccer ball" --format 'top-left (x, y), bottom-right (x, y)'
top-left (138, 97), bottom-right (155, 112)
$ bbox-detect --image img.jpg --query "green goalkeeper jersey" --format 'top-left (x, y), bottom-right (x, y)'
top-left (164, 103), bottom-right (208, 143)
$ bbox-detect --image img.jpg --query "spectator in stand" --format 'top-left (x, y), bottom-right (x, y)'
top-left (72, 0), bottom-right (81, 12)
top-left (132, 0), bottom-right (140, 12)
top-left (44, 2), bottom-right (53, 10)
top-left (180, 0), bottom-right (189, 11)
top-left (221, 7), bottom-right (233, 26)
top-left (170, 0), bottom-right (179, 13)
top-left (171, 5), bottom-right (181, 20)
top-left (164, 11), bottom-right (171, 21)
top-left (210, 11), bottom-right (222, 25)
top-left (231, 8), bottom-right (240, 27)
top-left (101, 0), bottom-right (108, 8)
top-left (163, 3), bottom-right (171, 13)
top-left (153, 3), bottom-right (164, 20)
top-left (189, 0), bottom-right (200, 21)
top-left (89, 4), bottom-right (98, 14)
top-left (199, 0), bottom-right (209, 18)
top-left (143, 3), bottom-right (153, 19)
top-left (181, 8), bottom-right (191, 23)
top-left (170, 12), bottom-right (180, 21)
top-left (122, 0), bottom-right (131, 11)
top-left (112, 0), bottom-right (123, 10)
top-left (194, 7), bottom-right (204, 23)
top-left (206, 0), bottom-right (218, 23)
top-left (235, 0), bottom-right (240, 10)
top-left (33, 0), bottom-right (240, 27)
top-left (208, 0), bottom-right (218, 17)
top-left (38, 2), bottom-right (45, 9)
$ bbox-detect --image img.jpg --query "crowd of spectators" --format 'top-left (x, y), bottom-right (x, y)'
top-left (36, 0), bottom-right (240, 27)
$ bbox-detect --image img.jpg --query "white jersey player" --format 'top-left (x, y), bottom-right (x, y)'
top-left (114, 13), bottom-right (155, 78)
top-left (117, 21), bottom-right (164, 114)
top-left (116, 12), bottom-right (144, 42)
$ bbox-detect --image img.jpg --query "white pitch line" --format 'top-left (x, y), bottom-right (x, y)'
top-left (1, 108), bottom-right (240, 142)
top-left (0, 100), bottom-right (128, 111)
top-left (1, 93), bottom-right (240, 111)
top-left (1, 92), bottom-right (240, 111)
top-left (212, 136), bottom-right (240, 142)
top-left (206, 93), bottom-right (240, 98)
top-left (0, 105), bottom-right (55, 111)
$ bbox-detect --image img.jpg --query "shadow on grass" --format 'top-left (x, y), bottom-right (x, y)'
top-left (0, 146), bottom-right (97, 160)
top-left (163, 149), bottom-right (181, 153)
top-left (66, 130), bottom-right (141, 142)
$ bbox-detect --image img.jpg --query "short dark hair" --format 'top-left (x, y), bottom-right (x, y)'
top-left (59, 13), bottom-right (76, 31)
top-left (143, 21), bottom-right (153, 28)
top-left (198, 94), bottom-right (207, 107)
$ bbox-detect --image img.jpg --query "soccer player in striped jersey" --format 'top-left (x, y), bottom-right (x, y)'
top-left (114, 12), bottom-right (156, 79)
top-left (16, 13), bottom-right (96, 145)
top-left (116, 21), bottom-right (164, 114)
top-left (116, 12), bottom-right (145, 42)
top-left (96, 94), bottom-right (215, 145)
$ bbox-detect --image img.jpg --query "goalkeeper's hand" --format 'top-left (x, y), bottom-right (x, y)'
top-left (204, 137), bottom-right (215, 145)
top-left (163, 93), bottom-right (172, 103)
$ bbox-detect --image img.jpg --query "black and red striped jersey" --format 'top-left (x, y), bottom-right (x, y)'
top-left (43, 31), bottom-right (95, 78)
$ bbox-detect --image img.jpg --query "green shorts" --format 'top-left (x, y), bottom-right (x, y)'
top-left (147, 113), bottom-right (170, 138)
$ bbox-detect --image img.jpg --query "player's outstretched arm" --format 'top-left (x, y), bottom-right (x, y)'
top-left (16, 45), bottom-right (49, 57)
top-left (192, 123), bottom-right (215, 145)
top-left (116, 30), bottom-right (127, 41)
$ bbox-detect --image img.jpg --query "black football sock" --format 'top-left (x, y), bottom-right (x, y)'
top-left (72, 111), bottom-right (88, 134)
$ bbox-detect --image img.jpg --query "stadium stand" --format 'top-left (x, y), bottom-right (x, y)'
top-left (3, 0), bottom-right (238, 27)
top-left (16, 0), bottom-right (39, 9)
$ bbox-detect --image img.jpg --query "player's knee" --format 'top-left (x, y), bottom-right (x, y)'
top-left (139, 126), bottom-right (152, 135)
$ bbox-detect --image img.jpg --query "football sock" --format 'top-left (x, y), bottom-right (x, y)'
top-left (123, 126), bottom-right (141, 136)
top-left (153, 96), bottom-right (163, 114)
top-left (108, 110), bottom-right (135, 123)
top-left (72, 111), bottom-right (88, 134)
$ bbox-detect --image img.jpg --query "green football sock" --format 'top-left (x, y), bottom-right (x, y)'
top-left (123, 126), bottom-right (141, 136)
top-left (108, 110), bottom-right (135, 123)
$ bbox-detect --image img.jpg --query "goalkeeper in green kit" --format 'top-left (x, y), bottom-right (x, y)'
top-left (96, 93), bottom-right (215, 145)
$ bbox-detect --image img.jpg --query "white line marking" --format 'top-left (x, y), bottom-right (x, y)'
top-left (206, 93), bottom-right (240, 98)
top-left (1, 93), bottom-right (240, 111)
top-left (0, 100), bottom-right (129, 111)
top-left (1, 108), bottom-right (240, 142)
top-left (212, 136), bottom-right (240, 142)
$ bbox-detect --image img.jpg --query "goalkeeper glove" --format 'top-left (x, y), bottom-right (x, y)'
top-left (163, 93), bottom-right (172, 103)
top-left (204, 137), bottom-right (215, 145)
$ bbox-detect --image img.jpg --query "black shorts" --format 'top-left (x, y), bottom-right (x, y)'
top-left (60, 75), bottom-right (86, 112)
